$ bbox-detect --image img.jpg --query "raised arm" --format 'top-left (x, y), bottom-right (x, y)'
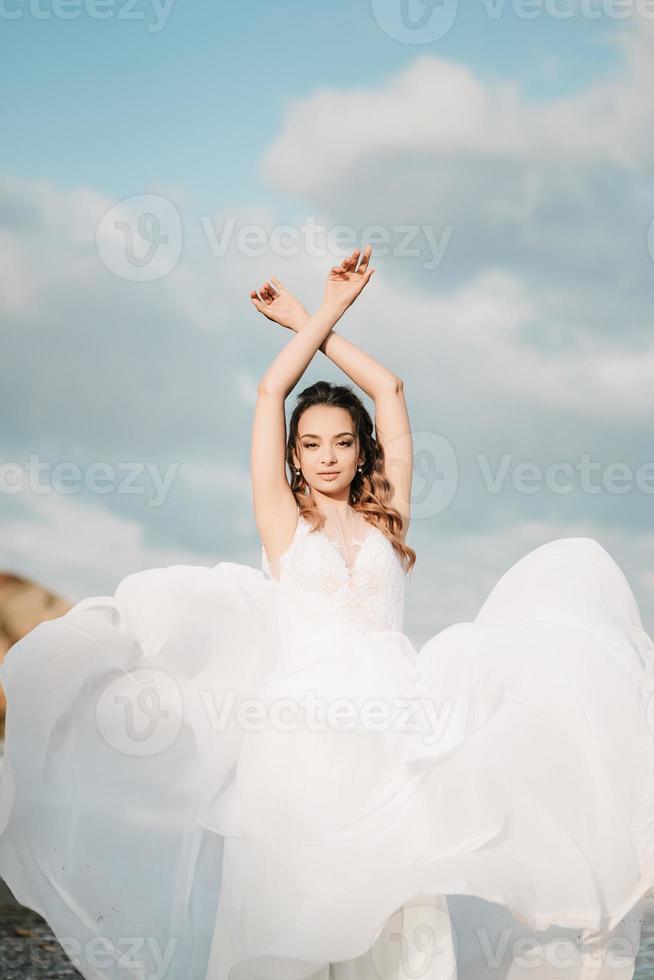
top-left (251, 248), bottom-right (413, 541)
top-left (251, 251), bottom-right (376, 567)
top-left (302, 307), bottom-right (412, 540)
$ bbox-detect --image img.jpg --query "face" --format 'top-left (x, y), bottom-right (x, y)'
top-left (294, 405), bottom-right (362, 501)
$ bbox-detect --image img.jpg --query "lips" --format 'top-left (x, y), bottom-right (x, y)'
top-left (319, 472), bottom-right (340, 477)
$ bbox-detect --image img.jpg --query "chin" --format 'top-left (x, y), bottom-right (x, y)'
top-left (310, 482), bottom-right (346, 494)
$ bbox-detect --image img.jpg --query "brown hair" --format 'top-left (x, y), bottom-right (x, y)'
top-left (287, 381), bottom-right (416, 574)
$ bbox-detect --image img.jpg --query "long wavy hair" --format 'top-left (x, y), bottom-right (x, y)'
top-left (287, 381), bottom-right (416, 574)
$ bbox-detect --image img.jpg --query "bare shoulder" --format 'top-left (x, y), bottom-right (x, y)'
top-left (255, 486), bottom-right (300, 566)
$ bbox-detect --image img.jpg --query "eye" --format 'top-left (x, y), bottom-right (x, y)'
top-left (302, 440), bottom-right (352, 448)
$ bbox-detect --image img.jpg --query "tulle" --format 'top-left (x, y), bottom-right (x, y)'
top-left (1, 537), bottom-right (653, 979)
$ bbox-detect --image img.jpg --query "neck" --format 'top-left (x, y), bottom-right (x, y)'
top-left (310, 491), bottom-right (353, 516)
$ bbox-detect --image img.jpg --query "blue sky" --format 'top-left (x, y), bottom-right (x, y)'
top-left (2, 1), bottom-right (628, 204)
top-left (2, 0), bottom-right (654, 648)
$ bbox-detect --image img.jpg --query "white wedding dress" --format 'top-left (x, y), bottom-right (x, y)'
top-left (1, 505), bottom-right (654, 980)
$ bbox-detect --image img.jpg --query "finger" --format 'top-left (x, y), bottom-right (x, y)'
top-left (357, 244), bottom-right (372, 273)
top-left (251, 290), bottom-right (269, 307)
top-left (357, 243), bottom-right (373, 273)
top-left (341, 248), bottom-right (359, 271)
top-left (270, 276), bottom-right (286, 292)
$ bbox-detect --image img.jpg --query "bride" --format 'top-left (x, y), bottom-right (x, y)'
top-left (1, 244), bottom-right (653, 980)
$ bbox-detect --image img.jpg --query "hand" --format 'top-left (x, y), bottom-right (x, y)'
top-left (250, 277), bottom-right (310, 332)
top-left (323, 244), bottom-right (375, 311)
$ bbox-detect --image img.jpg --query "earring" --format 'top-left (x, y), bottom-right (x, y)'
top-left (357, 465), bottom-right (363, 472)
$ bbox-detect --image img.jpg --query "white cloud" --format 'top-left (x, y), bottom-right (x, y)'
top-left (261, 20), bottom-right (654, 193)
top-left (0, 231), bottom-right (34, 317)
top-left (3, 22), bottom-right (654, 629)
top-left (352, 267), bottom-right (654, 417)
top-left (176, 458), bottom-right (251, 497)
top-left (407, 515), bottom-right (654, 648)
top-left (4, 466), bottom-right (652, 649)
top-left (0, 469), bottom-right (217, 603)
top-left (251, 16), bottom-right (654, 425)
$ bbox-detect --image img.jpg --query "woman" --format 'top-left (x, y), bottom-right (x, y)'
top-left (1, 245), bottom-right (653, 980)
top-left (249, 244), bottom-right (413, 587)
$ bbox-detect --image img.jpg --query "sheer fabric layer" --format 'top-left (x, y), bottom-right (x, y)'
top-left (0, 523), bottom-right (653, 979)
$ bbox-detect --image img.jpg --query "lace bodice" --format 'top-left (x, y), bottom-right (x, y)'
top-left (261, 513), bottom-right (406, 635)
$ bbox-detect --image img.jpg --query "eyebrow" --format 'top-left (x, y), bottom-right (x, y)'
top-left (299, 432), bottom-right (354, 439)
